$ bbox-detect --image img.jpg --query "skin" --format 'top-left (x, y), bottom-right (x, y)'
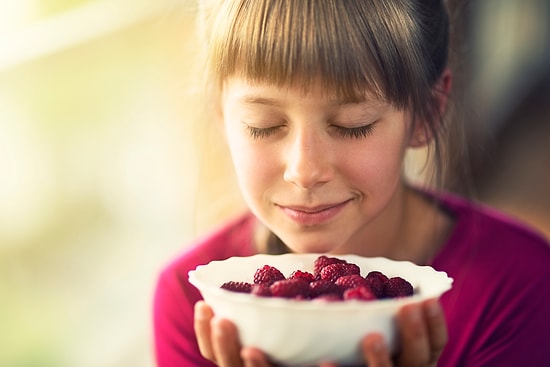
top-left (195, 74), bottom-right (452, 366)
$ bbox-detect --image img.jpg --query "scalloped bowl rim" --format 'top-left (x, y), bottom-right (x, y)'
top-left (188, 253), bottom-right (453, 310)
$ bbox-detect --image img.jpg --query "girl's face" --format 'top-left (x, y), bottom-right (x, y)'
top-left (222, 78), bottom-right (417, 255)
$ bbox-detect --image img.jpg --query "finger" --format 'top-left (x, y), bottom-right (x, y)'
top-left (423, 298), bottom-right (448, 363)
top-left (396, 303), bottom-right (430, 366)
top-left (361, 333), bottom-right (393, 367)
top-left (241, 347), bottom-right (272, 367)
top-left (194, 301), bottom-right (216, 361)
top-left (211, 317), bottom-right (244, 367)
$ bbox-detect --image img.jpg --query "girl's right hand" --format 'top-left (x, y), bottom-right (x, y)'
top-left (194, 301), bottom-right (275, 367)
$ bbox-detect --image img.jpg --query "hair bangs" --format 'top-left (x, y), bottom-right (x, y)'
top-left (208, 0), bottom-right (417, 104)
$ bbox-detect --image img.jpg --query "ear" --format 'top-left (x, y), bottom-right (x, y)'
top-left (408, 68), bottom-right (452, 148)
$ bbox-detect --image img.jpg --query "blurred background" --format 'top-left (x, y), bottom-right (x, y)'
top-left (0, 1), bottom-right (243, 366)
top-left (462, 0), bottom-right (550, 239)
top-left (0, 0), bottom-right (548, 367)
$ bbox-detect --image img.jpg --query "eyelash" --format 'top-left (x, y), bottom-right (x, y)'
top-left (334, 124), bottom-right (376, 139)
top-left (244, 124), bottom-right (376, 140)
top-left (246, 125), bottom-right (280, 139)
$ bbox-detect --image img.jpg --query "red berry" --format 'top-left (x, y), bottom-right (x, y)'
top-left (220, 281), bottom-right (252, 293)
top-left (309, 280), bottom-right (343, 297)
top-left (251, 284), bottom-right (272, 297)
top-left (221, 256), bottom-right (415, 303)
top-left (365, 271), bottom-right (389, 298)
top-left (343, 286), bottom-right (377, 301)
top-left (335, 274), bottom-right (368, 290)
top-left (343, 263), bottom-right (361, 275)
top-left (320, 263), bottom-right (360, 282)
top-left (313, 255), bottom-right (347, 277)
top-left (254, 265), bottom-right (285, 285)
top-left (269, 279), bottom-right (310, 298)
top-left (366, 271), bottom-right (389, 283)
top-left (289, 270), bottom-right (315, 283)
top-left (385, 277), bottom-right (414, 298)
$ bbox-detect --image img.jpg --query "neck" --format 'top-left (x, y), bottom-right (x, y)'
top-left (365, 185), bottom-right (451, 264)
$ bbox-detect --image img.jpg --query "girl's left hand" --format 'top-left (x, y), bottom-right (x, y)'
top-left (321, 298), bottom-right (448, 367)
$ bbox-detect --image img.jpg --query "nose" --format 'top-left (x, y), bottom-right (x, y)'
top-left (283, 129), bottom-right (334, 189)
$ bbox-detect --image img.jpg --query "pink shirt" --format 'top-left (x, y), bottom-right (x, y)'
top-left (153, 193), bottom-right (550, 366)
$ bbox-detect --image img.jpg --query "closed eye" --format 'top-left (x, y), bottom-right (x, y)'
top-left (245, 125), bottom-right (281, 139)
top-left (333, 124), bottom-right (376, 139)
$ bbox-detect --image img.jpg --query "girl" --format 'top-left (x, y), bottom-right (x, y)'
top-left (153, 1), bottom-right (550, 366)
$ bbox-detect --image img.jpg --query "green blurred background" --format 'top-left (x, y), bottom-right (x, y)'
top-left (0, 1), bottom-right (244, 366)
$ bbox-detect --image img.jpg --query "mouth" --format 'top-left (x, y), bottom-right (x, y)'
top-left (277, 199), bottom-right (352, 226)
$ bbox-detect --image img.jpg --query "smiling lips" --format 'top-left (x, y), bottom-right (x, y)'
top-left (278, 200), bottom-right (351, 226)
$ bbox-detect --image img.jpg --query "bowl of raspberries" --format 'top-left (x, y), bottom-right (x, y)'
top-left (188, 253), bottom-right (452, 367)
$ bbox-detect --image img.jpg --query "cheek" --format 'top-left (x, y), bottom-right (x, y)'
top-left (224, 130), bottom-right (276, 197)
top-left (341, 134), bottom-right (407, 188)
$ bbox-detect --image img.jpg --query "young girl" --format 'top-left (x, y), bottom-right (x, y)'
top-left (153, 1), bottom-right (550, 366)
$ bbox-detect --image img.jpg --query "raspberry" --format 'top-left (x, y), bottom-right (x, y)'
top-left (289, 270), bottom-right (315, 283)
top-left (309, 280), bottom-right (343, 297)
top-left (269, 279), bottom-right (310, 299)
top-left (335, 274), bottom-right (368, 290)
top-left (220, 281), bottom-right (252, 293)
top-left (320, 263), bottom-right (360, 282)
top-left (343, 263), bottom-right (361, 274)
top-left (385, 277), bottom-right (414, 298)
top-left (219, 256), bottom-right (416, 302)
top-left (251, 283), bottom-right (272, 297)
top-left (254, 265), bottom-right (285, 285)
top-left (366, 270), bottom-right (389, 283)
top-left (365, 271), bottom-right (389, 298)
top-left (343, 286), bottom-right (377, 301)
top-left (313, 255), bottom-right (347, 277)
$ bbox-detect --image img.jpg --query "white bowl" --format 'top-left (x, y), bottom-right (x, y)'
top-left (188, 253), bottom-right (453, 367)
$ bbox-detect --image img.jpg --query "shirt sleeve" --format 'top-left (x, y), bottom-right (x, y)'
top-left (153, 267), bottom-right (216, 367)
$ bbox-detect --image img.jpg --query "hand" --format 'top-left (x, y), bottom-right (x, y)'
top-left (392, 298), bottom-right (447, 367)
top-left (194, 301), bottom-right (274, 367)
top-left (195, 298), bottom-right (447, 367)
top-left (321, 298), bottom-right (448, 367)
